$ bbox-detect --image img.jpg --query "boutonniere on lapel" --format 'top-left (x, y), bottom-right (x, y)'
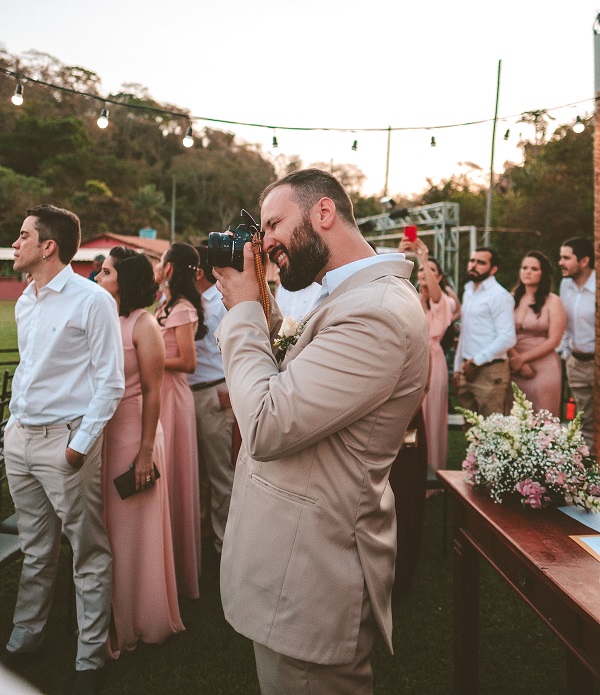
top-left (273, 316), bottom-right (305, 362)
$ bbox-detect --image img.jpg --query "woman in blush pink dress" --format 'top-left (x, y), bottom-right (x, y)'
top-left (508, 251), bottom-right (566, 416)
top-left (154, 243), bottom-right (206, 599)
top-left (400, 237), bottom-right (453, 481)
top-left (97, 247), bottom-right (184, 658)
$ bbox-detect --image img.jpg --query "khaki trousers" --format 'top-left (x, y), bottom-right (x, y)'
top-left (566, 356), bottom-right (595, 456)
top-left (4, 421), bottom-right (112, 670)
top-left (192, 384), bottom-right (234, 553)
top-left (457, 361), bottom-right (510, 417)
top-left (253, 588), bottom-right (376, 695)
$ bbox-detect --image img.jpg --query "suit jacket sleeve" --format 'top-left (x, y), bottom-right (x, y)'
top-left (215, 299), bottom-right (407, 462)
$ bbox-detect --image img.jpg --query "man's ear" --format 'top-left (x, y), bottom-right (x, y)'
top-left (580, 256), bottom-right (591, 269)
top-left (489, 265), bottom-right (499, 276)
top-left (312, 197), bottom-right (336, 231)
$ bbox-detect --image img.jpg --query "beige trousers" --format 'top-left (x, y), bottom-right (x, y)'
top-left (192, 383), bottom-right (234, 553)
top-left (457, 361), bottom-right (510, 417)
top-left (566, 355), bottom-right (595, 456)
top-left (4, 420), bottom-right (112, 670)
top-left (253, 588), bottom-right (376, 695)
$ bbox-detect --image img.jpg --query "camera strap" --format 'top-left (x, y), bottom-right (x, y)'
top-left (252, 231), bottom-right (271, 322)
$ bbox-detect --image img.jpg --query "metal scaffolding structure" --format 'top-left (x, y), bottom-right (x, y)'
top-left (357, 201), bottom-right (475, 289)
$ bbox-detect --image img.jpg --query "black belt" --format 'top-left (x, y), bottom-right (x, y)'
top-left (476, 359), bottom-right (507, 368)
top-left (571, 352), bottom-right (594, 362)
top-left (189, 378), bottom-right (226, 392)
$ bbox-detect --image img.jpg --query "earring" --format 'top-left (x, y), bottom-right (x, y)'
top-left (164, 279), bottom-right (170, 288)
top-left (42, 255), bottom-right (47, 261)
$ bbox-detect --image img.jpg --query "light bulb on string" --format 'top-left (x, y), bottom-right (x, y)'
top-left (272, 133), bottom-right (278, 149)
top-left (11, 82), bottom-right (24, 106)
top-left (182, 124), bottom-right (194, 148)
top-left (503, 129), bottom-right (510, 141)
top-left (351, 139), bottom-right (358, 152)
top-left (97, 107), bottom-right (109, 129)
top-left (573, 116), bottom-right (585, 134)
top-left (430, 136), bottom-right (436, 148)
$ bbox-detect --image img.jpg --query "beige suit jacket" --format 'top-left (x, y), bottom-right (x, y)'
top-left (215, 259), bottom-right (428, 665)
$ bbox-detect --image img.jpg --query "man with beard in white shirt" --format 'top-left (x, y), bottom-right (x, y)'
top-left (559, 237), bottom-right (596, 456)
top-left (453, 247), bottom-right (516, 416)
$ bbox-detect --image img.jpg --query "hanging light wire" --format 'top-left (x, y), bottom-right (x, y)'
top-left (0, 66), bottom-right (593, 135)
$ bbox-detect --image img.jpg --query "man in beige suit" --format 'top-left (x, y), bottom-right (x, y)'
top-left (213, 169), bottom-right (428, 695)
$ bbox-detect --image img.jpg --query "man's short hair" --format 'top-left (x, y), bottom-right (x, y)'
top-left (259, 168), bottom-right (356, 227)
top-left (475, 246), bottom-right (500, 270)
top-left (26, 204), bottom-right (81, 264)
top-left (561, 237), bottom-right (595, 269)
top-left (196, 241), bottom-right (216, 284)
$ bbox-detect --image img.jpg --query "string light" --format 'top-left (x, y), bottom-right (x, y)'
top-left (272, 131), bottom-right (278, 149)
top-left (503, 129), bottom-right (510, 140)
top-left (351, 139), bottom-right (358, 151)
top-left (573, 116), bottom-right (585, 134)
top-left (0, 65), bottom-right (593, 141)
top-left (430, 136), bottom-right (436, 147)
top-left (182, 124), bottom-right (194, 147)
top-left (11, 82), bottom-right (23, 106)
top-left (97, 107), bottom-right (109, 129)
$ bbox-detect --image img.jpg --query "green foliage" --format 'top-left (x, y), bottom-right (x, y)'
top-left (0, 166), bottom-right (50, 246)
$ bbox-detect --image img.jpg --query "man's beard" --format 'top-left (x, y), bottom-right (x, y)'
top-left (465, 269), bottom-right (491, 284)
top-left (276, 217), bottom-right (330, 291)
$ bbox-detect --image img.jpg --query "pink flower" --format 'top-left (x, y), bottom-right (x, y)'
top-left (516, 479), bottom-right (548, 509)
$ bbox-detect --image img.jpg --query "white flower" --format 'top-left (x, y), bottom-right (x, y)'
top-left (279, 316), bottom-right (300, 339)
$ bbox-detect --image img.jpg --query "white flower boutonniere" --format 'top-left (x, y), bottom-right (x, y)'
top-left (273, 316), bottom-right (304, 361)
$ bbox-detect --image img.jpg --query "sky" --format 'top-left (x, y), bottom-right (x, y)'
top-left (2, 0), bottom-right (599, 198)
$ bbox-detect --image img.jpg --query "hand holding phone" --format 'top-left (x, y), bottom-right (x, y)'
top-left (404, 225), bottom-right (418, 242)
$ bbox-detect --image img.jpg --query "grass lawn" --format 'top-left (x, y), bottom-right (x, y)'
top-left (0, 301), bottom-right (17, 352)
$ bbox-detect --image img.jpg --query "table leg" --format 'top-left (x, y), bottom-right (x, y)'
top-left (453, 529), bottom-right (479, 694)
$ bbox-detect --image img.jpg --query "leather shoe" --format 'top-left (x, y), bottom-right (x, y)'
top-left (0, 647), bottom-right (40, 670)
top-left (70, 669), bottom-right (100, 695)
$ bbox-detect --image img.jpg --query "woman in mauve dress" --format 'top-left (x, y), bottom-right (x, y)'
top-left (400, 237), bottom-right (454, 481)
top-left (154, 243), bottom-right (206, 599)
top-left (97, 247), bottom-right (184, 658)
top-left (508, 251), bottom-right (566, 416)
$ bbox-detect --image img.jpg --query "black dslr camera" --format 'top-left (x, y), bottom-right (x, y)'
top-left (206, 209), bottom-right (262, 272)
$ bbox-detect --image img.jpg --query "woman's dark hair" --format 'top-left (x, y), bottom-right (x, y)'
top-left (512, 250), bottom-right (553, 316)
top-left (109, 247), bottom-right (158, 317)
top-left (158, 242), bottom-right (207, 339)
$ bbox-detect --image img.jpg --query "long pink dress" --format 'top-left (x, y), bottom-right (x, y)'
top-left (422, 293), bottom-right (452, 480)
top-left (102, 309), bottom-right (184, 659)
top-left (511, 299), bottom-right (562, 416)
top-left (156, 299), bottom-right (201, 599)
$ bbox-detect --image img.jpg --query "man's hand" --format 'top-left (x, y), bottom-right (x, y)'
top-left (213, 243), bottom-right (261, 310)
top-left (65, 447), bottom-right (86, 469)
top-left (461, 359), bottom-right (477, 383)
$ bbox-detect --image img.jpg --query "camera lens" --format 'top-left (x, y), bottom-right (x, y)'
top-left (207, 232), bottom-right (234, 267)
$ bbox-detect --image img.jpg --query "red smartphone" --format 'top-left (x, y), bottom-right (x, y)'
top-left (404, 225), bottom-right (418, 242)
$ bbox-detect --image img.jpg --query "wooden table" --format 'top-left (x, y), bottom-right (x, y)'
top-left (438, 470), bottom-right (600, 694)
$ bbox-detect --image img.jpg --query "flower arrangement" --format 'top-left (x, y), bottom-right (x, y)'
top-left (459, 384), bottom-right (600, 512)
top-left (273, 316), bottom-right (304, 360)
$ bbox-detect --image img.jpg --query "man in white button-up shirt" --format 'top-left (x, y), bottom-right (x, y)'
top-left (3, 205), bottom-right (124, 695)
top-left (453, 248), bottom-right (516, 416)
top-left (559, 237), bottom-right (596, 456)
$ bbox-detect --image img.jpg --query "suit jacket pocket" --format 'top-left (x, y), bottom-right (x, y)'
top-left (250, 474), bottom-right (316, 507)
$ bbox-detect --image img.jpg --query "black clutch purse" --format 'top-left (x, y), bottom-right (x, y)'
top-left (113, 463), bottom-right (161, 500)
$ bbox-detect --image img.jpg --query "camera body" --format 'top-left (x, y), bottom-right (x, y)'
top-left (206, 209), bottom-right (261, 272)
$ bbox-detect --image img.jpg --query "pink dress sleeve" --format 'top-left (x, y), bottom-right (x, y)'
top-left (161, 300), bottom-right (198, 329)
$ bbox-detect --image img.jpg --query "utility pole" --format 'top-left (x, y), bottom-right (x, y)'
top-left (592, 15), bottom-right (600, 455)
top-left (484, 60), bottom-right (502, 246)
top-left (383, 126), bottom-right (392, 197)
top-left (170, 176), bottom-right (176, 244)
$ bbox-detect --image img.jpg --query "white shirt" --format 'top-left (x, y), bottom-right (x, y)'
top-left (454, 275), bottom-right (516, 370)
top-left (275, 283), bottom-right (322, 321)
top-left (318, 253), bottom-right (407, 306)
top-left (187, 283), bottom-right (227, 386)
top-left (8, 265), bottom-right (125, 454)
top-left (560, 270), bottom-right (596, 357)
